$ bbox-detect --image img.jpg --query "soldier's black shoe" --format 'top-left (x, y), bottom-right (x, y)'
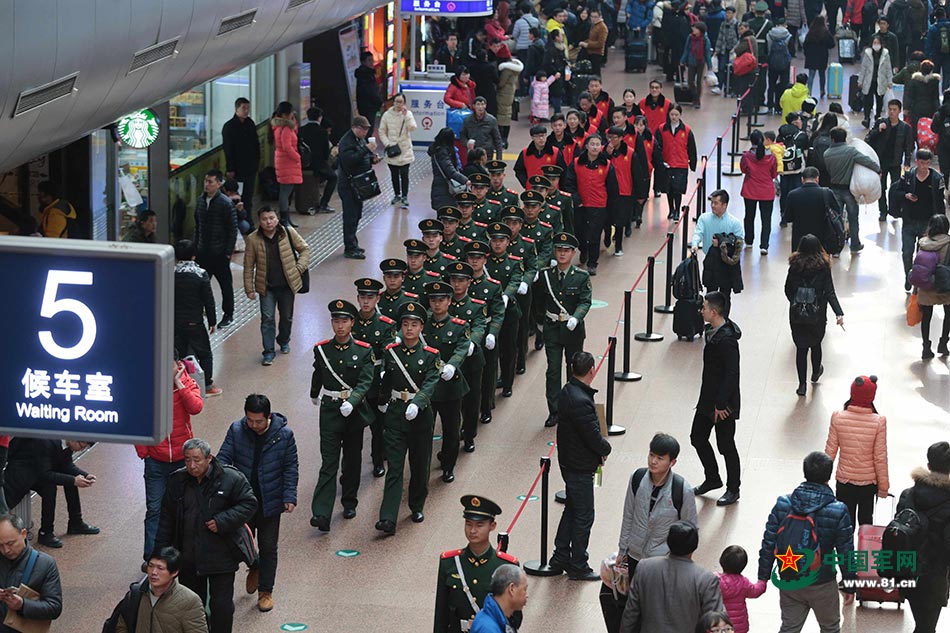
top-left (716, 490), bottom-right (740, 506)
top-left (310, 516), bottom-right (330, 531)
top-left (516, 366), bottom-right (526, 375)
top-left (442, 470), bottom-right (455, 483)
top-left (534, 337), bottom-right (544, 351)
top-left (411, 511), bottom-right (425, 523)
top-left (375, 520), bottom-right (396, 535)
top-left (496, 378), bottom-right (503, 389)
top-left (544, 413), bottom-right (558, 427)
top-left (502, 389), bottom-right (513, 397)
top-left (372, 465), bottom-right (386, 478)
top-left (342, 508), bottom-right (357, 520)
top-left (463, 440), bottom-right (476, 453)
top-left (38, 531), bottom-right (62, 548)
top-left (480, 413), bottom-right (492, 424)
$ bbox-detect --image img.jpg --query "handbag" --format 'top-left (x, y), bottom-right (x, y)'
top-left (288, 228), bottom-right (310, 294)
top-left (385, 116), bottom-right (406, 158)
top-left (733, 51), bottom-right (757, 76)
top-left (907, 294), bottom-right (923, 327)
top-left (349, 168), bottom-right (382, 201)
top-left (2, 549), bottom-right (50, 633)
top-left (232, 523), bottom-right (260, 568)
top-left (434, 150), bottom-right (468, 195)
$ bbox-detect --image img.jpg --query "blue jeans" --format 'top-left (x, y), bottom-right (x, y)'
top-left (831, 188), bottom-right (862, 249)
top-left (807, 68), bottom-right (826, 95)
top-left (143, 458), bottom-right (183, 560)
top-left (260, 285), bottom-right (295, 355)
top-left (553, 469), bottom-right (596, 574)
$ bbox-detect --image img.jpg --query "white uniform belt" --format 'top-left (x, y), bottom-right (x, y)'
top-left (373, 359), bottom-right (383, 366)
top-left (546, 311), bottom-right (570, 322)
top-left (320, 388), bottom-right (351, 400)
top-left (391, 389), bottom-right (417, 402)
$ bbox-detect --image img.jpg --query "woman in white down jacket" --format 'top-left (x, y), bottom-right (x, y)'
top-left (378, 93), bottom-right (418, 207)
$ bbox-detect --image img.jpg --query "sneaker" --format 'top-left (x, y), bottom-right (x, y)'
top-left (905, 281), bottom-right (912, 293)
top-left (613, 250), bottom-right (624, 257)
top-left (280, 343), bottom-right (290, 354)
top-left (744, 243), bottom-right (753, 249)
top-left (401, 196), bottom-right (410, 207)
top-left (205, 385), bottom-right (223, 397)
top-left (390, 195), bottom-right (401, 205)
top-left (760, 248), bottom-right (768, 256)
top-left (344, 250), bottom-right (366, 260)
top-left (262, 354), bottom-right (275, 366)
top-left (217, 316), bottom-right (233, 328)
top-left (710, 87), bottom-right (722, 95)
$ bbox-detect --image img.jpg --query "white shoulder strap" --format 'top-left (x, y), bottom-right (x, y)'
top-left (454, 555), bottom-right (481, 615)
top-left (317, 344), bottom-right (353, 391)
top-left (388, 346), bottom-right (420, 393)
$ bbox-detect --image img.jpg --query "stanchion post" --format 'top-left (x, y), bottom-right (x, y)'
top-left (716, 137), bottom-right (723, 189)
top-left (524, 456), bottom-right (560, 576)
top-left (614, 290), bottom-right (642, 382)
top-left (606, 336), bottom-right (626, 435)
top-left (680, 205), bottom-right (691, 261)
top-left (724, 115), bottom-right (743, 176)
top-left (635, 257), bottom-right (665, 342)
top-left (656, 233), bottom-right (675, 314)
top-left (497, 531), bottom-right (509, 553)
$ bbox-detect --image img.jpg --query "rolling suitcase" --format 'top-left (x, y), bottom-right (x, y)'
top-left (827, 63), bottom-right (844, 99)
top-left (625, 36), bottom-right (649, 73)
top-left (856, 495), bottom-right (904, 608)
top-left (836, 26), bottom-right (857, 62)
top-left (672, 299), bottom-right (704, 340)
top-left (848, 75), bottom-right (864, 114)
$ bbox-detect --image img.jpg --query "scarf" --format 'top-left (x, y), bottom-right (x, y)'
top-left (689, 32), bottom-right (704, 64)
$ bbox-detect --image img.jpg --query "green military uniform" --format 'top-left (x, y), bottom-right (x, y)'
top-left (446, 262), bottom-right (489, 450)
top-left (468, 173), bottom-right (502, 224)
top-left (420, 218), bottom-right (458, 275)
top-left (439, 206), bottom-right (474, 260)
top-left (537, 168), bottom-right (577, 235)
top-left (309, 300), bottom-right (376, 526)
top-left (485, 223), bottom-right (524, 397)
top-left (433, 495), bottom-right (520, 633)
top-left (485, 160), bottom-right (520, 211)
top-left (404, 269), bottom-right (441, 297)
top-left (467, 242), bottom-right (506, 425)
top-left (378, 258), bottom-right (416, 320)
top-left (539, 234), bottom-right (592, 425)
top-left (502, 206), bottom-right (541, 376)
top-left (376, 302), bottom-right (441, 532)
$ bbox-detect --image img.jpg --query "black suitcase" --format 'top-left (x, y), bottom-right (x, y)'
top-left (848, 75), bottom-right (864, 114)
top-left (674, 81), bottom-right (695, 104)
top-left (625, 37), bottom-right (649, 73)
top-left (672, 299), bottom-right (705, 340)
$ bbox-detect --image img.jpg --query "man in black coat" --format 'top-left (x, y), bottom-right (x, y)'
top-left (355, 51), bottom-right (382, 135)
top-left (336, 116), bottom-right (380, 260)
top-left (787, 166), bottom-right (841, 254)
top-left (550, 351), bottom-right (612, 581)
top-left (193, 169), bottom-right (237, 327)
top-left (221, 97), bottom-right (261, 224)
top-left (0, 514), bottom-right (62, 629)
top-left (155, 438), bottom-right (257, 633)
top-left (895, 149), bottom-right (946, 284)
top-left (691, 291), bottom-right (742, 507)
top-left (866, 98), bottom-right (914, 220)
top-left (298, 107), bottom-right (337, 214)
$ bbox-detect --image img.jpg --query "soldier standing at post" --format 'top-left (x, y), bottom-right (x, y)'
top-left (485, 223), bottom-right (525, 400)
top-left (538, 233), bottom-right (592, 428)
top-left (375, 301), bottom-right (441, 535)
top-left (465, 241), bottom-right (505, 425)
top-left (405, 239), bottom-right (443, 297)
top-left (378, 258), bottom-right (417, 320)
top-left (447, 262), bottom-right (489, 455)
top-left (309, 300), bottom-right (376, 530)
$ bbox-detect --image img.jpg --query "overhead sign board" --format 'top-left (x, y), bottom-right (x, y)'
top-left (400, 0), bottom-right (493, 16)
top-left (0, 236), bottom-right (174, 444)
top-left (117, 108), bottom-right (161, 149)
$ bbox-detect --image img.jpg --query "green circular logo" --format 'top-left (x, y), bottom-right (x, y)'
top-left (116, 109), bottom-right (161, 149)
top-left (280, 625), bottom-right (309, 632)
top-left (591, 299), bottom-right (609, 309)
top-left (335, 549), bottom-right (360, 558)
top-left (516, 495), bottom-right (539, 501)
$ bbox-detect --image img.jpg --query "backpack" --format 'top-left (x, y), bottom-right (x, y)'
top-left (631, 467), bottom-right (685, 519)
top-left (63, 213), bottom-right (87, 240)
top-left (298, 138), bottom-right (312, 169)
top-left (790, 283), bottom-right (820, 324)
top-left (881, 496), bottom-right (950, 579)
top-left (934, 246), bottom-right (950, 293)
top-left (822, 191), bottom-right (847, 255)
top-left (102, 580), bottom-right (143, 633)
top-left (908, 248), bottom-right (941, 290)
top-left (768, 35), bottom-right (791, 71)
top-left (887, 2), bottom-right (912, 42)
top-left (772, 500), bottom-right (831, 582)
top-left (672, 255), bottom-right (702, 301)
top-left (782, 144), bottom-right (804, 172)
top-left (941, 23), bottom-right (950, 55)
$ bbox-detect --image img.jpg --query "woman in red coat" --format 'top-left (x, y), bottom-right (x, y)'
top-left (443, 67), bottom-right (478, 108)
top-left (740, 130), bottom-right (778, 254)
top-left (271, 101), bottom-right (303, 227)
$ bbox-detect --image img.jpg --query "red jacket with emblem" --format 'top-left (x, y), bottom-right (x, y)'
top-left (563, 151), bottom-right (620, 209)
top-left (515, 143), bottom-right (566, 188)
top-left (659, 121), bottom-right (698, 170)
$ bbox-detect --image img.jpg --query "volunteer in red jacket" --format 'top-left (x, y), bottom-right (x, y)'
top-left (609, 107), bottom-right (638, 148)
top-left (587, 76), bottom-right (615, 120)
top-left (657, 103), bottom-right (698, 222)
top-left (136, 352), bottom-right (201, 565)
top-left (443, 66), bottom-right (477, 109)
top-left (563, 110), bottom-right (590, 165)
top-left (563, 135), bottom-right (620, 276)
top-left (577, 93), bottom-right (608, 136)
top-left (603, 126), bottom-right (649, 256)
top-left (739, 130), bottom-right (779, 255)
top-left (640, 80), bottom-right (672, 134)
top-left (514, 125), bottom-right (567, 187)
top-left (632, 115), bottom-right (663, 230)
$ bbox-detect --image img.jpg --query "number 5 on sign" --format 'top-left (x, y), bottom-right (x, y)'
top-left (38, 270), bottom-right (97, 360)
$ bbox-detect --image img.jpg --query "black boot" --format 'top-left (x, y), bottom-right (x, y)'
top-left (280, 211), bottom-right (299, 228)
top-left (939, 337), bottom-right (949, 356)
top-left (923, 340), bottom-right (935, 360)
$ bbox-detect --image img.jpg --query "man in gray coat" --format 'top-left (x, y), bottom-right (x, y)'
top-left (0, 514), bottom-right (62, 631)
top-left (822, 127), bottom-right (881, 254)
top-left (619, 521), bottom-right (724, 633)
top-left (460, 97), bottom-right (504, 161)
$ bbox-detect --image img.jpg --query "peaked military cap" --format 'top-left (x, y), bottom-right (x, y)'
top-left (455, 192), bottom-right (477, 205)
top-left (540, 164), bottom-right (564, 178)
top-left (419, 218), bottom-right (445, 234)
top-left (404, 239), bottom-right (427, 255)
top-left (500, 206), bottom-right (525, 222)
top-left (425, 281), bottom-right (453, 298)
top-left (553, 232), bottom-right (579, 249)
top-left (328, 299), bottom-right (359, 319)
top-left (485, 160), bottom-right (507, 173)
top-left (446, 261), bottom-right (474, 278)
top-left (398, 300), bottom-right (427, 321)
top-left (354, 278), bottom-right (384, 294)
top-left (464, 241), bottom-right (490, 256)
top-left (487, 222), bottom-right (512, 239)
top-left (521, 189), bottom-right (546, 204)
top-left (468, 172), bottom-right (491, 186)
top-left (461, 495), bottom-right (502, 520)
top-left (379, 258), bottom-right (408, 274)
top-left (438, 206), bottom-right (462, 221)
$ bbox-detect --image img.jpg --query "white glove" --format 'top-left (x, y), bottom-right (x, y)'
top-left (517, 281), bottom-right (528, 295)
top-left (395, 335), bottom-right (402, 345)
top-left (311, 397), bottom-right (320, 406)
top-left (550, 259), bottom-right (557, 267)
top-left (567, 317), bottom-right (578, 331)
top-left (467, 342), bottom-right (475, 356)
top-left (502, 294), bottom-right (510, 308)
top-left (485, 334), bottom-right (496, 350)
top-left (378, 403), bottom-right (389, 413)
top-left (405, 403), bottom-right (419, 420)
top-left (533, 272), bottom-right (539, 283)
top-left (340, 401), bottom-right (354, 417)
top-left (441, 364), bottom-right (456, 381)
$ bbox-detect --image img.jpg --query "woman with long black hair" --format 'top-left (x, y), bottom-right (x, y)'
top-left (739, 130), bottom-right (777, 254)
top-left (429, 127), bottom-right (469, 211)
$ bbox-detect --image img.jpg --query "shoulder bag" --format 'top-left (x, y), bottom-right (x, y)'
top-left (343, 137), bottom-right (382, 201)
top-left (385, 116), bottom-right (406, 158)
top-left (434, 149), bottom-right (468, 195)
top-left (3, 548), bottom-right (51, 633)
top-left (287, 228), bottom-right (310, 294)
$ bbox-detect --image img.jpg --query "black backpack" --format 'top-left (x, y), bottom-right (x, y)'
top-left (298, 138), bottom-right (312, 169)
top-left (631, 467), bottom-right (685, 518)
top-left (790, 283), bottom-right (820, 324)
top-left (821, 189), bottom-right (847, 255)
top-left (672, 255), bottom-right (702, 301)
top-left (102, 580), bottom-right (143, 633)
top-left (768, 35), bottom-right (791, 72)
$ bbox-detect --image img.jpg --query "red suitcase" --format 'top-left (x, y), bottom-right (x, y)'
top-left (856, 495), bottom-right (904, 608)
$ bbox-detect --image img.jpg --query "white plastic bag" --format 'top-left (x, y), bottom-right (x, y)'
top-left (705, 71), bottom-right (719, 88)
top-left (849, 137), bottom-right (881, 204)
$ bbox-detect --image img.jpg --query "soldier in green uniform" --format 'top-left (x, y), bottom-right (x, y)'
top-left (439, 207), bottom-right (473, 260)
top-left (423, 281), bottom-right (471, 483)
top-left (468, 172), bottom-right (502, 225)
top-left (420, 219), bottom-right (457, 274)
top-left (309, 300), bottom-right (376, 530)
top-left (433, 495), bottom-right (520, 633)
top-left (538, 233), bottom-right (592, 428)
top-left (527, 175), bottom-right (563, 234)
top-left (446, 262), bottom-right (489, 454)
top-left (485, 160), bottom-right (520, 210)
top-left (485, 222), bottom-right (524, 400)
top-left (378, 258), bottom-right (418, 320)
top-left (352, 278), bottom-right (396, 478)
top-left (404, 238), bottom-right (442, 297)
top-left (465, 241), bottom-right (504, 425)
top-left (540, 165), bottom-right (577, 235)
top-left (456, 192), bottom-right (486, 242)
top-left (375, 301), bottom-right (441, 534)
top-left (521, 190), bottom-right (556, 352)
top-left (500, 206), bottom-right (539, 377)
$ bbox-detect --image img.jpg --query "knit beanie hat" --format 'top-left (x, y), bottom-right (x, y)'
top-left (849, 375), bottom-right (878, 408)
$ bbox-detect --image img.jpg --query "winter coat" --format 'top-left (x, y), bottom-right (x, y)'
top-left (717, 573), bottom-right (767, 633)
top-left (116, 578), bottom-right (208, 633)
top-left (618, 469), bottom-right (698, 561)
top-left (858, 48), bottom-right (893, 96)
top-left (216, 413), bottom-right (299, 518)
top-left (909, 0), bottom-right (928, 37)
top-left (470, 594), bottom-right (508, 633)
top-left (0, 546), bottom-right (62, 626)
top-left (512, 13), bottom-right (541, 50)
top-left (783, 264), bottom-right (843, 346)
top-left (271, 118), bottom-right (303, 185)
top-left (898, 467), bottom-right (950, 594)
top-left (925, 19), bottom-right (950, 62)
top-left (932, 103), bottom-right (950, 146)
top-left (680, 32), bottom-right (713, 67)
top-left (620, 554), bottom-right (724, 632)
top-left (355, 64), bottom-right (382, 118)
top-left (896, 167), bottom-right (946, 222)
top-left (905, 72), bottom-right (942, 123)
top-left (174, 260), bottom-right (216, 327)
top-left (786, 0), bottom-right (806, 27)
top-left (337, 129), bottom-right (375, 180)
top-left (585, 20), bottom-right (609, 55)
top-left (628, 0), bottom-right (657, 31)
top-left (916, 235), bottom-right (950, 306)
top-left (430, 144), bottom-right (469, 209)
top-left (531, 75), bottom-right (557, 118)
top-left (443, 77), bottom-right (478, 109)
top-left (803, 31), bottom-right (836, 70)
top-left (705, 8), bottom-right (726, 46)
top-left (193, 191), bottom-right (237, 256)
top-left (740, 150), bottom-right (778, 200)
top-left (844, 0), bottom-right (868, 24)
top-left (154, 458), bottom-right (258, 576)
top-left (460, 112), bottom-right (504, 160)
top-left (696, 319), bottom-right (742, 417)
top-left (496, 58), bottom-right (524, 126)
top-left (866, 118), bottom-right (914, 168)
top-left (779, 82), bottom-right (811, 122)
top-left (766, 26), bottom-right (792, 63)
top-left (39, 198), bottom-right (77, 239)
top-left (543, 44), bottom-right (569, 97)
top-left (892, 59), bottom-right (921, 84)
top-left (715, 18), bottom-right (740, 56)
top-left (757, 481), bottom-right (856, 584)
top-left (555, 377), bottom-right (612, 474)
top-left (825, 405), bottom-right (889, 491)
top-left (787, 183), bottom-right (838, 250)
top-left (136, 371), bottom-right (200, 463)
top-left (221, 114), bottom-right (261, 176)
top-left (378, 107), bottom-right (418, 166)
top-left (242, 224), bottom-right (310, 295)
top-left (664, 6), bottom-right (694, 61)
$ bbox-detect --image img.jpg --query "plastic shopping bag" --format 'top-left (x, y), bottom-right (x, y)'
top-left (849, 138), bottom-right (882, 204)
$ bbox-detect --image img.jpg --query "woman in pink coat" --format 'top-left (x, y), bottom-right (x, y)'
top-left (825, 375), bottom-right (889, 532)
top-left (271, 101), bottom-right (303, 227)
top-left (739, 129), bottom-right (778, 255)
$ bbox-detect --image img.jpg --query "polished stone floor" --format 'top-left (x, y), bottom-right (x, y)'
top-left (46, 53), bottom-right (950, 633)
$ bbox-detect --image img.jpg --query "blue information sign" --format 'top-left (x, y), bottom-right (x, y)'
top-left (0, 237), bottom-right (174, 444)
top-left (400, 0), bottom-right (493, 16)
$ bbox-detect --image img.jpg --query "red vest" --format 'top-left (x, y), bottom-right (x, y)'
top-left (573, 155), bottom-right (611, 207)
top-left (607, 143), bottom-right (634, 196)
top-left (640, 97), bottom-right (671, 135)
top-left (660, 123), bottom-right (691, 169)
top-left (640, 133), bottom-right (655, 173)
top-left (593, 92), bottom-right (611, 119)
top-left (521, 146), bottom-right (561, 184)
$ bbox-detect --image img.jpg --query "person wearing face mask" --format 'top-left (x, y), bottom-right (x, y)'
top-left (857, 34), bottom-right (894, 128)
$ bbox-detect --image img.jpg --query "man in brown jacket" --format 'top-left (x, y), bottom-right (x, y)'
top-left (117, 546), bottom-right (208, 633)
top-left (580, 9), bottom-right (609, 74)
top-left (243, 206), bottom-right (310, 366)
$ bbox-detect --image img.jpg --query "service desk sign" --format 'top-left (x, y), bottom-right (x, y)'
top-left (400, 0), bottom-right (493, 15)
top-left (0, 236), bottom-right (174, 444)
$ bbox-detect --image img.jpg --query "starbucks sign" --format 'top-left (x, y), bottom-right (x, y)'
top-left (116, 109), bottom-right (160, 149)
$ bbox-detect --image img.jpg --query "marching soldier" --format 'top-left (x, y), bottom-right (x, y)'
top-left (485, 160), bottom-right (520, 209)
top-left (465, 241), bottom-right (504, 426)
top-left (423, 281), bottom-right (471, 483)
top-left (446, 262), bottom-right (489, 454)
top-left (527, 175), bottom-right (563, 234)
top-left (521, 191), bottom-right (555, 352)
top-left (540, 164), bottom-right (576, 235)
top-left (352, 278), bottom-right (395, 478)
top-left (378, 258), bottom-right (417, 320)
top-left (404, 239), bottom-right (442, 297)
top-left (433, 495), bottom-right (519, 633)
top-left (485, 222), bottom-right (524, 399)
top-left (375, 301), bottom-right (441, 535)
top-left (439, 207), bottom-right (473, 260)
top-left (420, 219), bottom-right (457, 274)
top-left (455, 192), bottom-right (486, 242)
top-left (467, 173), bottom-right (501, 225)
top-left (500, 206), bottom-right (539, 377)
top-left (538, 233), bottom-right (592, 428)
top-left (309, 300), bottom-right (376, 530)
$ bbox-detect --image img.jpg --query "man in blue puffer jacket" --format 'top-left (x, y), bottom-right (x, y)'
top-left (217, 393), bottom-right (299, 613)
top-left (757, 451), bottom-right (857, 632)
top-left (627, 0), bottom-right (657, 35)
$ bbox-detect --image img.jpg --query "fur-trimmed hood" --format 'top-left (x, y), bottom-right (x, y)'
top-left (912, 71), bottom-right (942, 83)
top-left (498, 58), bottom-right (524, 74)
top-left (271, 116), bottom-right (296, 128)
top-left (911, 466), bottom-right (950, 489)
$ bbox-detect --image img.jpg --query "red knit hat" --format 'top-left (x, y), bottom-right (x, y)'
top-left (850, 375), bottom-right (878, 408)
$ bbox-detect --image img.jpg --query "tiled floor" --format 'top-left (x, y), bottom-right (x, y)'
top-left (47, 54), bottom-right (949, 633)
